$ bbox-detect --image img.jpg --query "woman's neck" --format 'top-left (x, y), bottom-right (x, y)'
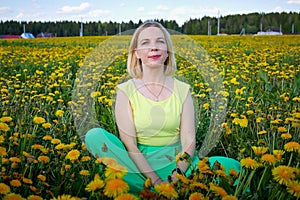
top-left (141, 67), bottom-right (165, 83)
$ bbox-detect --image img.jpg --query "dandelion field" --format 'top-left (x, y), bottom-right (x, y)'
top-left (0, 35), bottom-right (299, 200)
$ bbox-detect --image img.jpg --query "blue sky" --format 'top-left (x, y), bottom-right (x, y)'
top-left (1, 0), bottom-right (299, 25)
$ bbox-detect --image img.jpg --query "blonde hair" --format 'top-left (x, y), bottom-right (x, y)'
top-left (127, 21), bottom-right (176, 78)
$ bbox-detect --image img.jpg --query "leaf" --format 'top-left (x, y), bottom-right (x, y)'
top-left (259, 69), bottom-right (268, 83)
top-left (291, 70), bottom-right (300, 97)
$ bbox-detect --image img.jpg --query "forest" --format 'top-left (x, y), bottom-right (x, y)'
top-left (0, 11), bottom-right (299, 36)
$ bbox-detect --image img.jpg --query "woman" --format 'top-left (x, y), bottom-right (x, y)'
top-left (85, 21), bottom-right (240, 193)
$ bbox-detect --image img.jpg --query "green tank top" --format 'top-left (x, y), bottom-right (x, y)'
top-left (117, 78), bottom-right (190, 146)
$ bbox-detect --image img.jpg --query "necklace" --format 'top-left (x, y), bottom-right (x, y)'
top-left (142, 78), bottom-right (166, 101)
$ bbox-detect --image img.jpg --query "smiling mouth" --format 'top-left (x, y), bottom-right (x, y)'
top-left (149, 55), bottom-right (161, 59)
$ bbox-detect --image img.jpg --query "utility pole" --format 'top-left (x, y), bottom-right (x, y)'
top-left (80, 18), bottom-right (83, 37)
top-left (217, 10), bottom-right (220, 35)
top-left (208, 20), bottom-right (211, 35)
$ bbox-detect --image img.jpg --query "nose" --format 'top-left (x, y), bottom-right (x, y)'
top-left (150, 46), bottom-right (158, 51)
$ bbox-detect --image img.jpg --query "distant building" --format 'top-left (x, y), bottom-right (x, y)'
top-left (0, 35), bottom-right (20, 39)
top-left (256, 28), bottom-right (282, 35)
top-left (37, 32), bottom-right (55, 38)
top-left (20, 33), bottom-right (35, 39)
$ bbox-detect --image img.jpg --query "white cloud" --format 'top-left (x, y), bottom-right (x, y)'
top-left (88, 9), bottom-right (111, 17)
top-left (156, 5), bottom-right (169, 11)
top-left (274, 6), bottom-right (284, 12)
top-left (137, 7), bottom-right (145, 12)
top-left (57, 2), bottom-right (91, 14)
top-left (120, 3), bottom-right (126, 7)
top-left (287, 0), bottom-right (300, 4)
top-left (15, 12), bottom-right (24, 20)
top-left (0, 6), bottom-right (10, 13)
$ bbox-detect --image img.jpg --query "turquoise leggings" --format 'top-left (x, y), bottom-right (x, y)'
top-left (85, 128), bottom-right (241, 193)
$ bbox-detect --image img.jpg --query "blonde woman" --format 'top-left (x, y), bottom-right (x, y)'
top-left (85, 21), bottom-right (240, 193)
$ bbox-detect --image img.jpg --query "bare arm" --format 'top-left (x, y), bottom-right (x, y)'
top-left (115, 89), bottom-right (163, 185)
top-left (177, 90), bottom-right (196, 173)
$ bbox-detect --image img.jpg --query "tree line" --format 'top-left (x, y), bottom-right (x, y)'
top-left (0, 12), bottom-right (299, 36)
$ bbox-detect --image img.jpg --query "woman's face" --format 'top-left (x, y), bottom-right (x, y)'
top-left (135, 26), bottom-right (168, 69)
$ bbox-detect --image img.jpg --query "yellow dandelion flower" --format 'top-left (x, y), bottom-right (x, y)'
top-left (37, 175), bottom-right (46, 182)
top-left (65, 149), bottom-right (80, 161)
top-left (0, 183), bottom-right (10, 194)
top-left (209, 183), bottom-right (227, 197)
top-left (154, 183), bottom-right (178, 199)
top-left (256, 117), bottom-right (264, 123)
top-left (55, 143), bottom-right (65, 150)
top-left (271, 119), bottom-right (282, 124)
top-left (281, 133), bottom-right (292, 139)
top-left (51, 138), bottom-right (61, 144)
top-left (0, 116), bottom-right (12, 122)
top-left (277, 126), bottom-right (287, 132)
top-left (33, 116), bottom-right (46, 124)
top-left (115, 193), bottom-right (138, 200)
top-left (29, 185), bottom-right (40, 194)
top-left (55, 110), bottom-right (64, 117)
top-left (0, 135), bottom-right (4, 143)
top-left (232, 118), bottom-right (240, 125)
top-left (27, 195), bottom-right (43, 200)
top-left (3, 193), bottom-right (24, 200)
top-left (42, 123), bottom-right (52, 129)
top-left (189, 192), bottom-right (204, 200)
top-left (230, 113), bottom-right (238, 117)
top-left (0, 147), bottom-right (7, 157)
top-left (43, 135), bottom-right (53, 141)
top-left (81, 156), bottom-right (91, 162)
top-left (251, 146), bottom-right (268, 155)
top-left (197, 157), bottom-right (210, 173)
top-left (85, 175), bottom-right (105, 192)
top-left (98, 157), bottom-right (118, 166)
top-left (272, 165), bottom-right (296, 185)
top-left (239, 115), bottom-right (248, 127)
top-left (240, 157), bottom-right (261, 170)
top-left (246, 110), bottom-right (254, 115)
top-left (190, 182), bottom-right (209, 191)
top-left (222, 195), bottom-right (238, 200)
top-left (9, 157), bottom-right (21, 163)
top-left (216, 169), bottom-right (228, 178)
top-left (258, 130), bottom-right (267, 135)
top-left (104, 178), bottom-right (130, 198)
top-left (38, 155), bottom-right (50, 164)
top-left (22, 177), bottom-right (33, 184)
top-left (144, 178), bottom-right (152, 189)
top-left (261, 154), bottom-right (276, 165)
top-left (10, 179), bottom-right (21, 187)
top-left (229, 169), bottom-right (239, 178)
top-left (273, 150), bottom-right (285, 162)
top-left (0, 122), bottom-right (10, 132)
top-left (79, 170), bottom-right (89, 176)
top-left (203, 103), bottom-right (210, 109)
top-left (284, 141), bottom-right (300, 152)
top-left (50, 194), bottom-right (80, 200)
top-left (177, 174), bottom-right (190, 185)
top-left (230, 78), bottom-right (239, 85)
top-left (31, 144), bottom-right (43, 150)
top-left (65, 164), bottom-right (71, 171)
top-left (287, 180), bottom-right (300, 198)
top-left (105, 164), bottom-right (128, 180)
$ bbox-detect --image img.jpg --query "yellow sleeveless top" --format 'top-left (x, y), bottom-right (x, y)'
top-left (117, 78), bottom-right (190, 146)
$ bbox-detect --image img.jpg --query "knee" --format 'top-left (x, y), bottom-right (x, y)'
top-left (85, 127), bottom-right (105, 144)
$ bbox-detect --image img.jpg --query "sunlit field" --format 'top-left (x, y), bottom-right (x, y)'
top-left (0, 34), bottom-right (299, 200)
